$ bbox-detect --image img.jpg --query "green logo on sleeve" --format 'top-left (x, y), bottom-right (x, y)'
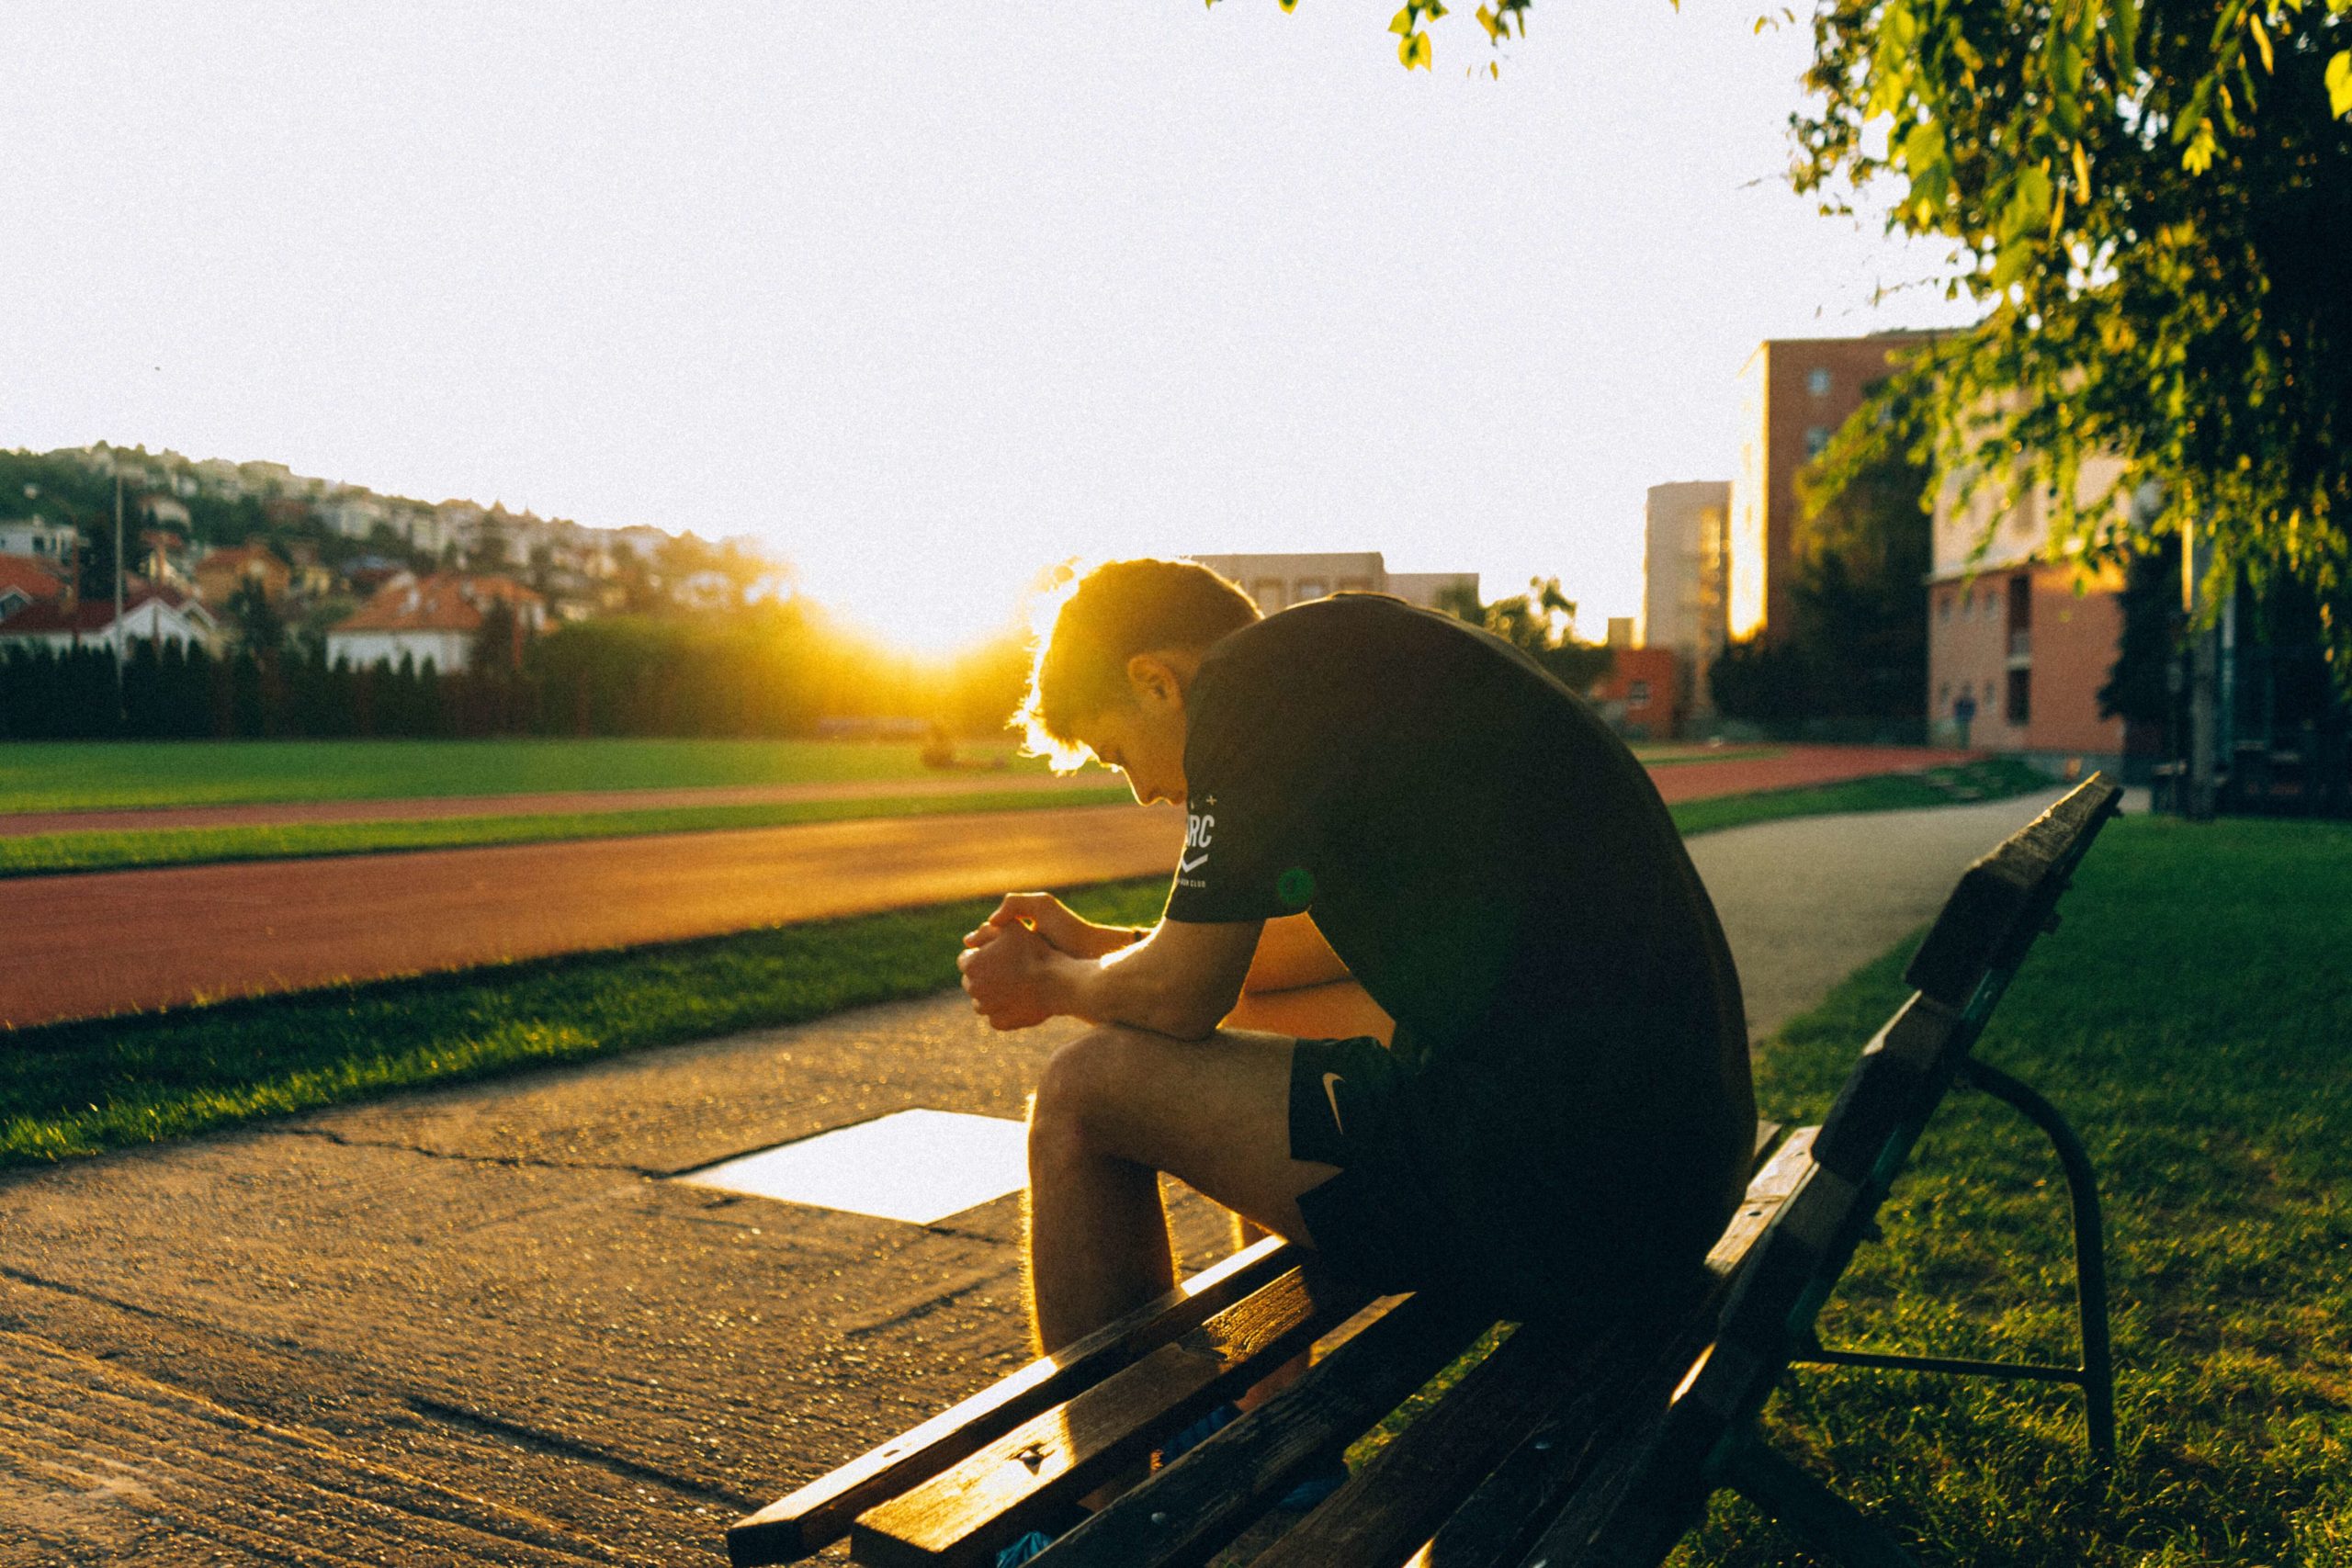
top-left (1277, 866), bottom-right (1316, 908)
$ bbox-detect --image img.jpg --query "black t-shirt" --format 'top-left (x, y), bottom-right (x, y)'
top-left (1168, 595), bottom-right (1751, 1201)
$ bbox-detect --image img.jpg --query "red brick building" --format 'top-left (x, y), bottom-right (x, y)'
top-left (1589, 646), bottom-right (1682, 740)
top-left (1728, 333), bottom-right (1935, 645)
top-left (1927, 459), bottom-right (2128, 767)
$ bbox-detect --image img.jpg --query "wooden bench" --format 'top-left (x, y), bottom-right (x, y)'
top-left (728, 775), bottom-right (2123, 1568)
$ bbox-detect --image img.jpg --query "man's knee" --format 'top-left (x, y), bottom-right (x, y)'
top-left (1029, 1024), bottom-right (1157, 1160)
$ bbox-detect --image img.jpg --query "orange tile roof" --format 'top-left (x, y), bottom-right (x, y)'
top-left (333, 573), bottom-right (543, 635)
top-left (0, 554), bottom-right (68, 602)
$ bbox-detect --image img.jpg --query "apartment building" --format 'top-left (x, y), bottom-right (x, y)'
top-left (1727, 333), bottom-right (1934, 644)
top-left (1187, 552), bottom-right (1477, 615)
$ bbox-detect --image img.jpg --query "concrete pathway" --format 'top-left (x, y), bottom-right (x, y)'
top-left (0, 788), bottom-right (2075, 1566)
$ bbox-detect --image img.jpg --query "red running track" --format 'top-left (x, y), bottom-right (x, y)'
top-left (4, 746), bottom-right (1971, 1028)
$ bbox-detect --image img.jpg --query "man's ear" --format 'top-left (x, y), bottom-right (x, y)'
top-left (1124, 652), bottom-right (1183, 711)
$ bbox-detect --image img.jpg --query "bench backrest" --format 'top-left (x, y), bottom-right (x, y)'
top-left (1605, 776), bottom-right (2122, 1547)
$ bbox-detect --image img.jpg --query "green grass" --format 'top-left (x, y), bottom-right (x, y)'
top-left (0, 737), bottom-right (1060, 812)
top-left (1667, 756), bottom-right (2053, 837)
top-left (1638, 746), bottom-right (1786, 768)
top-left (0, 787), bottom-right (1136, 878)
top-left (0, 880), bottom-right (1172, 1168)
top-left (1670, 812), bottom-right (2352, 1566)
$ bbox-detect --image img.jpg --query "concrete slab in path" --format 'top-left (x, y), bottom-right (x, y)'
top-left (0, 787), bottom-right (2081, 1566)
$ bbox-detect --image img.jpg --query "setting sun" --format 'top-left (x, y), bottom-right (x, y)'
top-left (790, 542), bottom-right (1049, 660)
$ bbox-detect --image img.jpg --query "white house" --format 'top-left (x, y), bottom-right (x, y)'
top-left (320, 491), bottom-right (393, 540)
top-left (0, 584), bottom-right (217, 654)
top-left (0, 518), bottom-right (81, 565)
top-left (326, 572), bottom-right (546, 673)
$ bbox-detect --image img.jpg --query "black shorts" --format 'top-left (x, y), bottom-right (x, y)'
top-left (1284, 1036), bottom-right (1726, 1326)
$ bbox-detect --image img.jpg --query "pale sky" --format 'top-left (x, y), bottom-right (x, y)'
top-left (1, 3), bottom-right (1978, 653)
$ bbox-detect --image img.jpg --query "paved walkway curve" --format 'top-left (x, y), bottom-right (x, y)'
top-left (0, 788), bottom-right (2075, 1567)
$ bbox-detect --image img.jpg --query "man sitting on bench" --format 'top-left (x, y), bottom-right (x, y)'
top-left (956, 558), bottom-right (1755, 1547)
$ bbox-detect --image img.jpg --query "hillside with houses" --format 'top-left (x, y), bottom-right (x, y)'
top-left (0, 443), bottom-right (786, 673)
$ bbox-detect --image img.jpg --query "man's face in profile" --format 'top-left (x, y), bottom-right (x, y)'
top-left (1069, 664), bottom-right (1189, 808)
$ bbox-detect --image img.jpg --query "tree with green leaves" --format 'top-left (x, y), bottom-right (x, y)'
top-left (1435, 575), bottom-right (1616, 691)
top-left (1793, 0), bottom-right (2350, 666)
top-left (223, 578), bottom-right (286, 660)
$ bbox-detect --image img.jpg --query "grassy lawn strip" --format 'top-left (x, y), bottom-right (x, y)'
top-left (1679, 813), bottom-right (2352, 1564)
top-left (1667, 755), bottom-right (2052, 836)
top-left (2, 736), bottom-right (1720, 814)
top-left (0, 737), bottom-right (1060, 812)
top-left (0, 880), bottom-right (1173, 1168)
top-left (0, 786), bottom-right (1136, 878)
top-left (1637, 745), bottom-right (1785, 768)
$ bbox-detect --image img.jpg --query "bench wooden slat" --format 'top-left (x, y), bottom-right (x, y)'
top-left (727, 1235), bottom-right (1298, 1566)
top-left (850, 1261), bottom-right (1371, 1567)
top-left (1035, 1289), bottom-right (1493, 1568)
top-left (1046, 1122), bottom-right (1792, 1568)
top-left (1394, 1129), bottom-right (1819, 1568)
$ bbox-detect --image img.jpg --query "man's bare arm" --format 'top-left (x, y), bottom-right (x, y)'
top-left (1062, 918), bottom-right (1263, 1038)
top-left (960, 914), bottom-right (1261, 1040)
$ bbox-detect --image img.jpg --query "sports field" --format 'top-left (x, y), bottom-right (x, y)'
top-left (0, 737), bottom-right (1743, 816)
top-left (0, 738), bottom-right (1052, 813)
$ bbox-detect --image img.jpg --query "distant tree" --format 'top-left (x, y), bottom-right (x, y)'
top-left (1708, 637), bottom-right (1815, 725)
top-left (1437, 576), bottom-right (1615, 692)
top-left (2099, 536), bottom-right (2185, 730)
top-left (1785, 397), bottom-right (1939, 721)
top-left (224, 578), bottom-right (286, 660)
top-left (471, 596), bottom-right (523, 675)
top-left (73, 517), bottom-right (120, 604)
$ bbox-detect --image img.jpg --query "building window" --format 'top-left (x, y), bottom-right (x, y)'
top-left (2007, 667), bottom-right (2031, 725)
top-left (1937, 681), bottom-right (1951, 703)
top-left (1961, 589), bottom-right (1973, 619)
top-left (1295, 579), bottom-right (1329, 602)
top-left (1804, 425), bottom-right (1831, 457)
top-left (1251, 580), bottom-right (1285, 611)
top-left (1807, 367), bottom-right (1832, 397)
top-left (1628, 680), bottom-right (1651, 707)
top-left (1938, 592), bottom-right (1951, 623)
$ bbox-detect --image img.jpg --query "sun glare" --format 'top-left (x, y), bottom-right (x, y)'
top-left (798, 554), bottom-right (1038, 660)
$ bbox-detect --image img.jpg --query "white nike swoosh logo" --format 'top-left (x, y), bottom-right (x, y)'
top-left (1178, 852), bottom-right (1208, 874)
top-left (1321, 1072), bottom-right (1345, 1135)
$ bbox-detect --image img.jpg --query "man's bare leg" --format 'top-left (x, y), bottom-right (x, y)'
top-left (1024, 1024), bottom-right (1337, 1355)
